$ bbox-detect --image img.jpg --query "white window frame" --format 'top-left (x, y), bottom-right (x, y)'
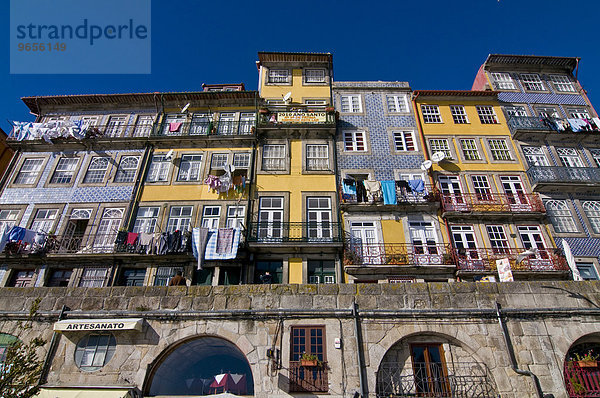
top-left (226, 206), bottom-right (245, 229)
top-left (450, 105), bottom-right (469, 124)
top-left (304, 68), bottom-right (326, 83)
top-left (488, 139), bottom-right (512, 161)
top-left (557, 148), bottom-right (584, 168)
top-left (522, 147), bottom-right (550, 167)
top-left (146, 155), bottom-right (171, 182)
top-left (134, 115), bottom-right (154, 137)
top-left (50, 157), bottom-right (79, 184)
top-left (177, 154), bottom-right (203, 182)
top-left (344, 131), bottom-right (367, 152)
top-left (393, 131), bottom-right (416, 152)
top-left (491, 72), bottom-right (516, 90)
top-left (105, 115), bottom-right (127, 137)
top-left (114, 156), bottom-right (140, 183)
top-left (550, 75), bottom-right (576, 93)
top-left (476, 106), bottom-right (499, 124)
top-left (268, 69), bottom-right (290, 84)
top-left (429, 139), bottom-right (452, 160)
top-left (78, 267), bottom-right (109, 288)
top-left (30, 209), bottom-right (58, 233)
top-left (166, 206), bottom-right (193, 232)
top-left (460, 139), bottom-right (481, 160)
top-left (0, 210), bottom-right (19, 232)
top-left (306, 144), bottom-right (329, 171)
top-left (386, 95), bottom-right (409, 113)
top-left (520, 73), bottom-right (545, 91)
top-left (210, 153), bottom-right (229, 170)
top-left (421, 105), bottom-right (442, 123)
top-left (589, 149), bottom-right (600, 167)
top-left (232, 153), bottom-right (250, 169)
top-left (471, 175), bottom-right (492, 200)
top-left (340, 94), bottom-right (362, 113)
top-left (83, 157), bottom-right (110, 184)
top-left (262, 145), bottom-right (286, 170)
top-left (14, 158), bottom-right (44, 185)
top-left (545, 200), bottom-right (578, 233)
top-left (133, 206), bottom-right (160, 234)
top-left (582, 201), bottom-right (600, 234)
top-left (568, 108), bottom-right (591, 119)
top-left (504, 106), bottom-right (528, 117)
top-left (201, 206), bottom-right (221, 229)
top-left (486, 225), bottom-right (509, 253)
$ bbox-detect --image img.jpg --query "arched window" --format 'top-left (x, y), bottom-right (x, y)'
top-left (74, 333), bottom-right (117, 371)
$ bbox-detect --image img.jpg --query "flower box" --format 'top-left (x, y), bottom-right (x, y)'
top-left (578, 360), bottom-right (598, 368)
top-left (300, 359), bottom-right (318, 367)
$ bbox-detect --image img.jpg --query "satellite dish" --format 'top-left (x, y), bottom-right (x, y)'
top-left (283, 92), bottom-right (292, 103)
top-left (516, 247), bottom-right (538, 264)
top-left (181, 103), bottom-right (191, 113)
top-left (164, 150), bottom-right (174, 161)
top-left (420, 160), bottom-right (433, 171)
top-left (431, 152), bottom-right (446, 163)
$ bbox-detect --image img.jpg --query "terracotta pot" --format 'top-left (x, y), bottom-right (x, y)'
top-left (578, 360), bottom-right (598, 368)
top-left (300, 359), bottom-right (318, 367)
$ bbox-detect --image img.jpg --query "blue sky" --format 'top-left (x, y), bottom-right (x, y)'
top-left (2, 0), bottom-right (599, 131)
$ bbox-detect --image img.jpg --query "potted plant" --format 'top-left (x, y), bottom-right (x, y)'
top-left (300, 353), bottom-right (319, 367)
top-left (574, 351), bottom-right (599, 367)
top-left (325, 106), bottom-right (335, 112)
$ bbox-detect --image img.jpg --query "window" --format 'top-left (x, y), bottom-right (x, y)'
top-left (460, 139), bottom-right (481, 160)
top-left (201, 206), bottom-right (221, 229)
top-left (421, 105), bottom-right (442, 123)
top-left (75, 333), bottom-right (116, 371)
top-left (226, 206), bottom-right (245, 229)
top-left (305, 99), bottom-right (327, 105)
top-left (393, 131), bottom-right (416, 151)
top-left (257, 197), bottom-right (284, 241)
top-left (429, 139), bottom-right (452, 159)
top-left (254, 260), bottom-right (282, 284)
top-left (189, 113), bottom-right (211, 135)
top-left (47, 269), bottom-right (73, 287)
top-left (521, 73), bottom-right (545, 91)
top-left (262, 145), bottom-right (286, 170)
top-left (557, 148), bottom-right (584, 167)
top-left (590, 149), bottom-right (600, 167)
top-left (491, 72), bottom-right (516, 90)
top-left (114, 156), bottom-right (140, 183)
top-left (177, 155), bottom-right (203, 182)
top-left (471, 175), bottom-right (492, 201)
top-left (120, 268), bottom-right (146, 286)
top-left (409, 221), bottom-right (439, 258)
top-left (210, 153), bottom-right (228, 170)
top-left (146, 155), bottom-right (170, 182)
top-left (476, 106), bottom-right (499, 124)
top-left (134, 115), bottom-right (154, 137)
top-left (306, 145), bottom-right (329, 170)
top-left (522, 147), bottom-right (549, 167)
top-left (583, 201), bottom-right (600, 234)
top-left (0, 334), bottom-right (18, 363)
top-left (78, 267), bottom-right (109, 288)
top-left (411, 344), bottom-right (450, 396)
top-left (537, 106), bottom-right (560, 118)
top-left (344, 131), bottom-right (366, 152)
top-left (268, 69), bottom-right (290, 83)
top-left (83, 157), bottom-right (110, 184)
top-left (0, 210), bottom-right (19, 232)
top-left (486, 225), bottom-right (509, 254)
top-left (290, 326), bottom-right (328, 392)
top-left (576, 262), bottom-right (599, 280)
top-left (340, 94), bottom-right (362, 113)
top-left (568, 108), bottom-right (591, 119)
top-left (232, 153), bottom-right (250, 169)
top-left (505, 106), bottom-right (528, 117)
top-left (217, 113), bottom-right (236, 135)
top-left (31, 209), bottom-right (57, 233)
top-left (550, 75), bottom-right (576, 93)
top-left (308, 260), bottom-right (336, 284)
top-left (14, 158), bottom-right (44, 185)
top-left (133, 207), bottom-right (160, 233)
top-left (50, 158), bottom-right (79, 184)
top-left (162, 114), bottom-right (186, 135)
top-left (450, 105), bottom-right (469, 124)
top-left (166, 206), bottom-right (193, 232)
top-left (80, 116), bottom-right (99, 126)
top-left (488, 139), bottom-right (512, 161)
top-left (154, 266), bottom-right (184, 286)
top-left (387, 95), bottom-right (409, 113)
top-left (93, 208), bottom-right (124, 250)
top-left (8, 270), bottom-right (35, 287)
top-left (239, 113), bottom-right (256, 134)
top-left (105, 116), bottom-right (127, 137)
top-left (307, 197), bottom-right (332, 241)
top-left (305, 68), bottom-right (326, 83)
top-left (545, 200), bottom-right (578, 233)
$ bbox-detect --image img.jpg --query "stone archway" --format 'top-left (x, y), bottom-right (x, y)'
top-left (375, 332), bottom-right (497, 398)
top-left (563, 333), bottom-right (600, 398)
top-left (145, 335), bottom-right (254, 396)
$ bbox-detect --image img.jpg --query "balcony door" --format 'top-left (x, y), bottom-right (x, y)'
top-left (93, 208), bottom-right (124, 252)
top-left (307, 197), bottom-right (332, 241)
top-left (500, 176), bottom-right (529, 211)
top-left (60, 209), bottom-right (92, 253)
top-left (411, 344), bottom-right (450, 396)
top-left (217, 113), bottom-right (236, 135)
top-left (522, 147), bottom-right (550, 167)
top-left (438, 176), bottom-right (466, 211)
top-left (350, 221), bottom-right (381, 265)
top-left (409, 221), bottom-right (441, 265)
top-left (258, 197), bottom-right (283, 241)
top-left (450, 225), bottom-right (481, 268)
top-left (517, 226), bottom-right (550, 267)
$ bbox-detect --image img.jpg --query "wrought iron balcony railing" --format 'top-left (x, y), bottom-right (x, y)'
top-left (9, 122), bottom-right (157, 141)
top-left (246, 222), bottom-right (343, 243)
top-left (288, 361), bottom-right (328, 393)
top-left (344, 243), bottom-right (454, 267)
top-left (440, 193), bottom-right (545, 213)
top-left (451, 247), bottom-right (568, 272)
top-left (565, 361), bottom-right (600, 398)
top-left (151, 120), bottom-right (256, 137)
top-left (340, 184), bottom-right (439, 205)
top-left (507, 116), bottom-right (600, 136)
top-left (376, 361), bottom-right (497, 398)
top-left (527, 166), bottom-right (600, 186)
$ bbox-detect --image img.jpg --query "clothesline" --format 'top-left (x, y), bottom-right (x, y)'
top-left (341, 178), bottom-right (428, 205)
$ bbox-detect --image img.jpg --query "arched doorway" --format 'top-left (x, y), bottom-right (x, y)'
top-left (375, 333), bottom-right (497, 398)
top-left (146, 336), bottom-right (254, 396)
top-left (564, 335), bottom-right (600, 397)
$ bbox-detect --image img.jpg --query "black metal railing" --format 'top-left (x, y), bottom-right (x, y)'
top-left (527, 166), bottom-right (600, 185)
top-left (151, 120), bottom-right (256, 137)
top-left (246, 222), bottom-right (343, 243)
top-left (508, 116), bottom-right (600, 136)
top-left (9, 122), bottom-right (157, 141)
top-left (376, 361), bottom-right (497, 398)
top-left (340, 184), bottom-right (439, 205)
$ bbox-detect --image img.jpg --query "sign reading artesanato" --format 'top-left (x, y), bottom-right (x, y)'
top-left (53, 318), bottom-right (144, 332)
top-left (277, 112), bottom-right (327, 124)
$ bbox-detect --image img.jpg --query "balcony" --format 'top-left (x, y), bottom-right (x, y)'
top-left (344, 243), bottom-right (454, 267)
top-left (508, 116), bottom-right (600, 139)
top-left (340, 184), bottom-right (439, 210)
top-left (257, 106), bottom-right (336, 129)
top-left (246, 222), bottom-right (343, 246)
top-left (451, 247), bottom-right (568, 273)
top-left (288, 361), bottom-right (328, 393)
top-left (376, 361), bottom-right (497, 398)
top-left (565, 362), bottom-right (600, 398)
top-left (527, 166), bottom-right (600, 189)
top-left (151, 120), bottom-right (256, 137)
top-left (9, 122), bottom-right (156, 143)
top-left (440, 193), bottom-right (545, 215)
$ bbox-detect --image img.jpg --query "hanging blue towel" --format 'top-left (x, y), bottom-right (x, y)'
top-left (408, 179), bottom-right (425, 193)
top-left (342, 180), bottom-right (357, 195)
top-left (381, 180), bottom-right (397, 205)
top-left (8, 226), bottom-right (26, 242)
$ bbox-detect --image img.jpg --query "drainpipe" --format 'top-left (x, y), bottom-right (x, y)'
top-left (38, 305), bottom-right (67, 386)
top-left (496, 302), bottom-right (544, 398)
top-left (352, 301), bottom-right (367, 398)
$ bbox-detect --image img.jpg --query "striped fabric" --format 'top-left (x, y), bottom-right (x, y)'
top-left (204, 228), bottom-right (241, 260)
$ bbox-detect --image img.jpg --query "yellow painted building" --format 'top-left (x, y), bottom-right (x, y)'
top-left (414, 90), bottom-right (567, 281)
top-left (250, 52), bottom-right (342, 284)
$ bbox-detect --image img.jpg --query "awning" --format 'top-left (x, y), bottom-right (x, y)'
top-left (37, 387), bottom-right (135, 398)
top-left (53, 318), bottom-right (144, 333)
